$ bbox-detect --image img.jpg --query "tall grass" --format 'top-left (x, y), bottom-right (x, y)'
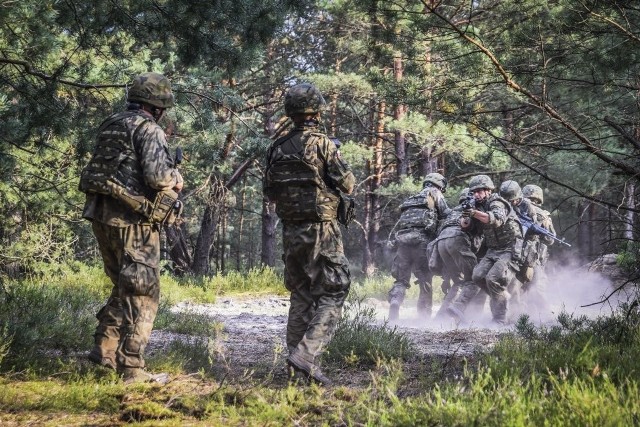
top-left (0, 262), bottom-right (638, 425)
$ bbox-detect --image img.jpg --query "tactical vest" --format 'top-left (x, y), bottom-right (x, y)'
top-left (481, 194), bottom-right (522, 249)
top-left (266, 131), bottom-right (339, 222)
top-left (79, 111), bottom-right (154, 200)
top-left (396, 188), bottom-right (438, 235)
top-left (438, 206), bottom-right (463, 233)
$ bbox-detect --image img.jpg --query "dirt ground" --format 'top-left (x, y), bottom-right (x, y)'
top-left (147, 255), bottom-right (635, 390)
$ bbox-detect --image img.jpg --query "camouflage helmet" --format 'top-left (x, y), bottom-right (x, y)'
top-left (522, 184), bottom-right (544, 205)
top-left (468, 174), bottom-right (495, 191)
top-left (499, 180), bottom-right (523, 201)
top-left (128, 72), bottom-right (174, 109)
top-left (458, 187), bottom-right (470, 203)
top-left (284, 83), bottom-right (326, 117)
top-left (423, 172), bottom-right (447, 192)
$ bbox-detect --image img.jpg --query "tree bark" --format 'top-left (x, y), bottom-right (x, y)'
top-left (260, 198), bottom-right (278, 266)
top-left (362, 99), bottom-right (385, 277)
top-left (393, 52), bottom-right (408, 178)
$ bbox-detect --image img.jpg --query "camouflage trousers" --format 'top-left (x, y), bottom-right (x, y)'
top-left (472, 248), bottom-right (516, 323)
top-left (388, 238), bottom-right (433, 315)
top-left (429, 229), bottom-right (486, 317)
top-left (91, 221), bottom-right (160, 369)
top-left (282, 219), bottom-right (351, 365)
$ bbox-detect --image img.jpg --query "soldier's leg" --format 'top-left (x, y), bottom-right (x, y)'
top-left (286, 287), bottom-right (315, 353)
top-left (484, 252), bottom-right (515, 325)
top-left (289, 222), bottom-right (350, 385)
top-left (388, 243), bottom-right (412, 320)
top-left (116, 224), bottom-right (161, 374)
top-left (282, 223), bottom-right (315, 353)
top-left (436, 277), bottom-right (461, 318)
top-left (89, 222), bottom-right (124, 369)
top-left (446, 256), bottom-right (491, 321)
top-left (415, 240), bottom-right (433, 318)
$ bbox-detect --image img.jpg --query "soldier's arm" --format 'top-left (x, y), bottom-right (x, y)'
top-left (435, 193), bottom-right (451, 218)
top-left (323, 137), bottom-right (355, 195)
top-left (136, 121), bottom-right (182, 191)
top-left (469, 200), bottom-right (507, 226)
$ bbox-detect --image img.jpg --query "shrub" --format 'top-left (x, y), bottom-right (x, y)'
top-left (325, 299), bottom-right (415, 367)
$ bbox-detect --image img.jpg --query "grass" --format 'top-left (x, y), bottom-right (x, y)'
top-left (0, 262), bottom-right (639, 425)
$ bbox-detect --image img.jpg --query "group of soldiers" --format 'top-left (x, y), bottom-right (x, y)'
top-left (387, 174), bottom-right (557, 326)
top-left (79, 71), bottom-right (559, 387)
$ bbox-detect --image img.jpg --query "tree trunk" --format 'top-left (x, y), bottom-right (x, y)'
top-left (577, 200), bottom-right (595, 260)
top-left (165, 222), bottom-right (192, 276)
top-left (362, 99), bottom-right (385, 277)
top-left (191, 175), bottom-right (227, 275)
top-left (260, 198), bottom-right (278, 266)
top-left (394, 52), bottom-right (407, 178)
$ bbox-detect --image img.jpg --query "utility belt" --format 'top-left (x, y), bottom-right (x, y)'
top-left (105, 180), bottom-right (183, 226)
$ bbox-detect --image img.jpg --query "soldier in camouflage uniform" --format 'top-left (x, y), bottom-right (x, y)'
top-left (430, 188), bottom-right (486, 318)
top-left (263, 83), bottom-right (355, 386)
top-left (80, 72), bottom-right (183, 384)
top-left (387, 173), bottom-right (450, 321)
top-left (521, 184), bottom-right (555, 311)
top-left (446, 175), bottom-right (523, 325)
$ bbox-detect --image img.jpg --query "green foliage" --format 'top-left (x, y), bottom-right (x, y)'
top-left (325, 299), bottom-right (414, 367)
top-left (617, 241), bottom-right (640, 274)
top-left (0, 269), bottom-right (103, 371)
top-left (0, 266), bottom-right (638, 424)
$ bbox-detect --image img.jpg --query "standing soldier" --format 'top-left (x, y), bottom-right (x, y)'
top-left (80, 72), bottom-right (184, 383)
top-left (263, 83), bottom-right (355, 386)
top-left (521, 184), bottom-right (556, 310)
top-left (387, 174), bottom-right (450, 321)
top-left (430, 188), bottom-right (485, 318)
top-left (446, 175), bottom-right (523, 325)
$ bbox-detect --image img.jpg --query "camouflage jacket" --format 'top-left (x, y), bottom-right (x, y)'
top-left (264, 124), bottom-right (355, 222)
top-left (81, 109), bottom-right (182, 227)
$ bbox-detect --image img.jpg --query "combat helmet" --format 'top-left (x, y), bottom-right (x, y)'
top-left (423, 172), bottom-right (447, 192)
top-left (468, 174), bottom-right (495, 191)
top-left (128, 72), bottom-right (174, 109)
top-left (499, 180), bottom-right (523, 201)
top-left (284, 83), bottom-right (326, 117)
top-left (522, 184), bottom-right (544, 205)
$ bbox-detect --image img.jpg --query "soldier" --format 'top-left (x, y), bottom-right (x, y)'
top-left (521, 184), bottom-right (556, 311)
top-left (430, 188), bottom-right (485, 318)
top-left (387, 173), bottom-right (450, 321)
top-left (498, 180), bottom-right (538, 311)
top-left (79, 72), bottom-right (184, 384)
top-left (446, 175), bottom-right (523, 325)
top-left (263, 83), bottom-right (355, 386)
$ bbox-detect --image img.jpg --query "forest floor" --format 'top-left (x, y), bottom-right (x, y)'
top-left (147, 254), bottom-right (630, 392)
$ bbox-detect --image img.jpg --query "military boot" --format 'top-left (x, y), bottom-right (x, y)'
top-left (287, 352), bottom-right (332, 386)
top-left (88, 331), bottom-right (119, 370)
top-left (489, 291), bottom-right (509, 325)
top-left (447, 283), bottom-right (481, 321)
top-left (416, 281), bottom-right (433, 319)
top-left (119, 367), bottom-right (169, 385)
top-left (387, 284), bottom-right (407, 322)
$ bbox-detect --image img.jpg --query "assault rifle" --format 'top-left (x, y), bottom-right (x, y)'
top-left (517, 212), bottom-right (571, 247)
top-left (461, 194), bottom-right (475, 210)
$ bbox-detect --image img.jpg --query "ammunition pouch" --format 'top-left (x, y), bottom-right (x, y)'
top-left (395, 228), bottom-right (424, 245)
top-left (150, 190), bottom-right (182, 226)
top-left (106, 180), bottom-right (181, 225)
top-left (337, 195), bottom-right (355, 227)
